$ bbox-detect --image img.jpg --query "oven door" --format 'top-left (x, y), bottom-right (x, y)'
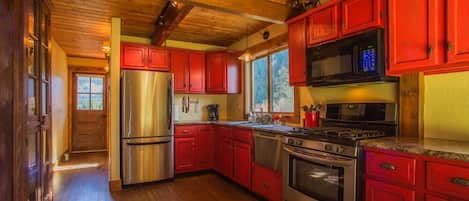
top-left (283, 145), bottom-right (357, 201)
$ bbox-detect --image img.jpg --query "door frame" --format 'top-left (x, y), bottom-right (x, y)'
top-left (68, 66), bottom-right (110, 153)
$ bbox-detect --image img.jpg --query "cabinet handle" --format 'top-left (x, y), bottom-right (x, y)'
top-left (183, 130), bottom-right (188, 133)
top-left (263, 182), bottom-right (270, 188)
top-left (331, 24), bottom-right (335, 31)
top-left (450, 177), bottom-right (469, 187)
top-left (427, 45), bottom-right (433, 56)
top-left (447, 41), bottom-right (453, 51)
top-left (379, 162), bottom-right (397, 171)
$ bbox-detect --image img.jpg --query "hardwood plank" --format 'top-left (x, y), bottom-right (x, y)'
top-left (399, 73), bottom-right (424, 138)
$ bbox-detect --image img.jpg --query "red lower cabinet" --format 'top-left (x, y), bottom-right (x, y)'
top-left (221, 138), bottom-right (234, 178)
top-left (197, 126), bottom-right (214, 170)
top-left (366, 179), bottom-right (415, 201)
top-left (252, 163), bottom-right (282, 201)
top-left (233, 142), bottom-right (252, 190)
top-left (174, 137), bottom-right (196, 173)
top-left (426, 196), bottom-right (449, 201)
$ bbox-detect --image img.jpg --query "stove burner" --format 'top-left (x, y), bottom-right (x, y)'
top-left (289, 127), bottom-right (385, 141)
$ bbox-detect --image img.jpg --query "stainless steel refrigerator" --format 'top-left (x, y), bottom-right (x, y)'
top-left (121, 70), bottom-right (174, 185)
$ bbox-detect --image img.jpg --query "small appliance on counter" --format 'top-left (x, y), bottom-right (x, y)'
top-left (207, 104), bottom-right (219, 121)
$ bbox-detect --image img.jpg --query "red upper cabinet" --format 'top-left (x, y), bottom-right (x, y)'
top-left (446, 0), bottom-right (469, 64)
top-left (307, 1), bottom-right (340, 46)
top-left (366, 179), bottom-right (416, 201)
top-left (341, 0), bottom-right (384, 36)
top-left (206, 52), bottom-right (240, 94)
top-left (147, 47), bottom-right (170, 71)
top-left (387, 0), bottom-right (444, 73)
top-left (188, 52), bottom-right (206, 93)
top-left (171, 50), bottom-right (189, 93)
top-left (288, 18), bottom-right (307, 86)
top-left (121, 43), bottom-right (146, 69)
top-left (174, 137), bottom-right (196, 173)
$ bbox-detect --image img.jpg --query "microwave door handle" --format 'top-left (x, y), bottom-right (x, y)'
top-left (283, 146), bottom-right (354, 167)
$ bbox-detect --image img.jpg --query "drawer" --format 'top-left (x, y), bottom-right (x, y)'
top-left (366, 151), bottom-right (416, 186)
top-left (252, 163), bottom-right (282, 201)
top-left (233, 128), bottom-right (253, 144)
top-left (427, 162), bottom-right (469, 200)
top-left (175, 126), bottom-right (197, 137)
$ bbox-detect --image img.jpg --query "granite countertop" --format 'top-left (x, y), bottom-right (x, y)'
top-left (360, 137), bottom-right (469, 162)
top-left (174, 120), bottom-right (298, 134)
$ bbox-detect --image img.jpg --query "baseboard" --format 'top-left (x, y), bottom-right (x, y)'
top-left (109, 179), bottom-right (122, 191)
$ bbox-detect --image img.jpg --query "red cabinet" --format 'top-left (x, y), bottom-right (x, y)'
top-left (252, 163), bottom-right (282, 201)
top-left (447, 0), bottom-right (469, 64)
top-left (121, 43), bottom-right (146, 69)
top-left (221, 138), bottom-right (234, 178)
top-left (307, 1), bottom-right (340, 46)
top-left (366, 151), bottom-right (416, 186)
top-left (233, 142), bottom-right (251, 189)
top-left (188, 52), bottom-right (205, 93)
top-left (426, 195), bottom-right (449, 201)
top-left (341, 0), bottom-right (384, 36)
top-left (288, 18), bottom-right (307, 86)
top-left (121, 43), bottom-right (170, 71)
top-left (174, 137), bottom-right (196, 173)
top-left (171, 50), bottom-right (189, 93)
top-left (206, 52), bottom-right (240, 94)
top-left (148, 47), bottom-right (170, 71)
top-left (197, 126), bottom-right (213, 170)
top-left (366, 179), bottom-right (415, 201)
top-left (426, 162), bottom-right (469, 200)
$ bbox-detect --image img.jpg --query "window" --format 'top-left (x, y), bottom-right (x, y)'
top-left (76, 75), bottom-right (104, 110)
top-left (250, 49), bottom-right (295, 113)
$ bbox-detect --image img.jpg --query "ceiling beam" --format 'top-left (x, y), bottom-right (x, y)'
top-left (152, 1), bottom-right (194, 46)
top-left (180, 0), bottom-right (293, 24)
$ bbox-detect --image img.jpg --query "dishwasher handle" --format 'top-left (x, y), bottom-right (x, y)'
top-left (253, 133), bottom-right (281, 141)
top-left (126, 141), bottom-right (171, 146)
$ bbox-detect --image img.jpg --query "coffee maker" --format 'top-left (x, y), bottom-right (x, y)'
top-left (207, 104), bottom-right (219, 121)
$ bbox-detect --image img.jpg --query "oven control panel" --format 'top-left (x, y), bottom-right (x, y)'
top-left (284, 137), bottom-right (357, 157)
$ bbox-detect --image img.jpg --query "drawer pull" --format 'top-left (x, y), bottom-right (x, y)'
top-left (379, 163), bottom-right (397, 171)
top-left (450, 177), bottom-right (469, 187)
top-left (183, 130), bottom-right (188, 133)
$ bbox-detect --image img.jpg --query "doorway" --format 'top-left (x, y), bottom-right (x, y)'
top-left (71, 73), bottom-right (108, 152)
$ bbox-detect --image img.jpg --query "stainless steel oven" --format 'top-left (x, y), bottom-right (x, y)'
top-left (283, 143), bottom-right (357, 201)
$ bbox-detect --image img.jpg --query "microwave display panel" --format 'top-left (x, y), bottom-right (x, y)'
top-left (360, 48), bottom-right (377, 72)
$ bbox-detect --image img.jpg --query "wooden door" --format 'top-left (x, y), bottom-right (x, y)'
top-left (206, 53), bottom-right (227, 93)
top-left (288, 19), bottom-right (307, 85)
top-left (341, 0), bottom-right (384, 36)
top-left (366, 179), bottom-right (415, 201)
top-left (221, 138), bottom-right (234, 178)
top-left (121, 43), bottom-right (147, 69)
top-left (447, 0), bottom-right (469, 64)
top-left (388, 0), bottom-right (444, 73)
top-left (233, 142), bottom-right (252, 189)
top-left (175, 137), bottom-right (196, 173)
top-left (307, 1), bottom-right (340, 46)
top-left (171, 50), bottom-right (189, 93)
top-left (147, 47), bottom-right (170, 71)
top-left (72, 74), bottom-right (107, 152)
top-left (188, 52), bottom-right (205, 93)
top-left (197, 126), bottom-right (213, 170)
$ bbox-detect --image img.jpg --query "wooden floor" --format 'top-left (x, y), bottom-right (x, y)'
top-left (53, 152), bottom-right (259, 201)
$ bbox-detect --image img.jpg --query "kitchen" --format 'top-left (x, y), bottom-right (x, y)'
top-left (1, 0), bottom-right (469, 201)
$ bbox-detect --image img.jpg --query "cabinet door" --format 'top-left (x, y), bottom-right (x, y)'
top-left (121, 43), bottom-right (146, 69)
top-left (341, 0), bottom-right (384, 36)
top-left (175, 137), bottom-right (196, 173)
top-left (148, 48), bottom-right (170, 71)
top-left (171, 50), bottom-right (189, 93)
top-left (388, 0), bottom-right (444, 73)
top-left (252, 163), bottom-right (282, 201)
top-left (288, 19), bottom-right (307, 85)
top-left (233, 142), bottom-right (252, 189)
top-left (214, 129), bottom-right (223, 173)
top-left (188, 52), bottom-right (205, 93)
top-left (197, 126), bottom-right (213, 170)
top-left (426, 195), bottom-right (448, 201)
top-left (221, 138), bottom-right (233, 178)
top-left (447, 0), bottom-right (469, 64)
top-left (366, 179), bottom-right (415, 201)
top-left (206, 53), bottom-right (227, 93)
top-left (307, 1), bottom-right (340, 46)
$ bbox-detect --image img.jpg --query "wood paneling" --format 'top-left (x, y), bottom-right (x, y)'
top-left (399, 73), bottom-right (424, 138)
top-left (169, 7), bottom-right (271, 46)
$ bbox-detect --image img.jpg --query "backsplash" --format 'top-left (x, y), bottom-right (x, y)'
top-left (174, 94), bottom-right (228, 121)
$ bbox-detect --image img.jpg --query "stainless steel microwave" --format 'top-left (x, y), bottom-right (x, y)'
top-left (306, 29), bottom-right (397, 86)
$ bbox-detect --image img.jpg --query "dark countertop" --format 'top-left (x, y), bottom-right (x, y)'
top-left (174, 120), bottom-right (298, 134)
top-left (360, 137), bottom-right (469, 162)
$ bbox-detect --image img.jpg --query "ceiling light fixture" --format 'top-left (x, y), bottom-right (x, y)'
top-left (238, 23), bottom-right (255, 62)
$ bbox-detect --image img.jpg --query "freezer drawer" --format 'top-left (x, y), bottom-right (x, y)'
top-left (122, 137), bottom-right (174, 185)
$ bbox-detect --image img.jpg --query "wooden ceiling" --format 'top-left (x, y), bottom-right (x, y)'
top-left (51, 0), bottom-right (291, 59)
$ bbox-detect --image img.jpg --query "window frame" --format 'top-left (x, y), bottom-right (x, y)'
top-left (74, 73), bottom-right (106, 111)
top-left (249, 47), bottom-right (299, 121)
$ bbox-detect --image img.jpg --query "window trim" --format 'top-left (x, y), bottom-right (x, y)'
top-left (249, 47), bottom-right (300, 123)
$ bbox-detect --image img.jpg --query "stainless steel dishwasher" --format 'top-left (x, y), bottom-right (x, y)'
top-left (253, 131), bottom-right (283, 171)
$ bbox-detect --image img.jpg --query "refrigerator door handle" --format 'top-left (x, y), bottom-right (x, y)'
top-left (127, 80), bottom-right (132, 137)
top-left (126, 141), bottom-right (171, 146)
top-left (168, 77), bottom-right (173, 131)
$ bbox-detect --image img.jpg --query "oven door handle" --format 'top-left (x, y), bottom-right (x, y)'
top-left (283, 146), bottom-right (355, 166)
